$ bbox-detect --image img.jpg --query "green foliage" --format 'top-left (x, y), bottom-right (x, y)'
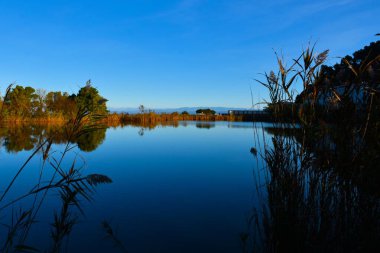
top-left (45, 91), bottom-right (76, 117)
top-left (0, 80), bottom-right (108, 120)
top-left (75, 80), bottom-right (108, 115)
top-left (195, 108), bottom-right (216, 115)
top-left (4, 85), bottom-right (38, 117)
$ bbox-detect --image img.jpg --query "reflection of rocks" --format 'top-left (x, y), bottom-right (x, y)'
top-left (0, 125), bottom-right (107, 153)
top-left (195, 122), bottom-right (215, 129)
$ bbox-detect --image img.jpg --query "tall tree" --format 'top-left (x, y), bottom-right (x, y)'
top-left (4, 85), bottom-right (38, 117)
top-left (76, 80), bottom-right (108, 115)
top-left (45, 91), bottom-right (77, 118)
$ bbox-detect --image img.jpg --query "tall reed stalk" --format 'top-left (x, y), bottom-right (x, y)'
top-left (0, 100), bottom-right (112, 253)
top-left (244, 41), bottom-right (380, 252)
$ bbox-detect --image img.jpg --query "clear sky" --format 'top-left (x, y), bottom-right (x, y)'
top-left (0, 0), bottom-right (379, 109)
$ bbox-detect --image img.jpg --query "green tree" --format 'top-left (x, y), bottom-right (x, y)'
top-left (76, 80), bottom-right (108, 115)
top-left (4, 85), bottom-right (38, 117)
top-left (45, 91), bottom-right (77, 118)
top-left (196, 108), bottom-right (216, 115)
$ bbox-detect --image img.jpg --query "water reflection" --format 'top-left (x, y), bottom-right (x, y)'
top-left (118, 120), bottom-right (180, 129)
top-left (242, 125), bottom-right (380, 252)
top-left (0, 120), bottom-right (112, 252)
top-left (0, 124), bottom-right (107, 153)
top-left (138, 127), bottom-right (145, 136)
top-left (0, 122), bottom-right (302, 155)
top-left (0, 122), bottom-right (378, 252)
top-left (195, 122), bottom-right (215, 129)
top-left (76, 128), bottom-right (106, 152)
top-left (0, 121), bottom-right (257, 252)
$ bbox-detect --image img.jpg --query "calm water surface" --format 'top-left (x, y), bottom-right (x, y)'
top-left (0, 121), bottom-right (271, 253)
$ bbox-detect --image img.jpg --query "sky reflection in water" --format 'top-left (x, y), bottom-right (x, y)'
top-left (0, 121), bottom-right (270, 253)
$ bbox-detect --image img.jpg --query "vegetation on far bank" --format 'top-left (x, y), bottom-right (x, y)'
top-left (0, 80), bottom-right (242, 125)
top-left (0, 79), bottom-right (107, 123)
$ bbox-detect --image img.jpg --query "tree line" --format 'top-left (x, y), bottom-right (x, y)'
top-left (0, 80), bottom-right (108, 120)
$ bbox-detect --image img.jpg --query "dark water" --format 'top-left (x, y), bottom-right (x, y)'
top-left (1, 121), bottom-right (379, 252)
top-left (0, 121), bottom-right (271, 253)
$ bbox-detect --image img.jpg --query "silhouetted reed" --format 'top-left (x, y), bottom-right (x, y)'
top-left (101, 220), bottom-right (129, 253)
top-left (244, 40), bottom-right (380, 252)
top-left (0, 101), bottom-right (112, 252)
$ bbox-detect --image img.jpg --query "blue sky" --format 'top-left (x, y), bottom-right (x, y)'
top-left (0, 0), bottom-right (378, 109)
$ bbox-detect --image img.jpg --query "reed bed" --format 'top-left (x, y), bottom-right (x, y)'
top-left (242, 41), bottom-right (380, 252)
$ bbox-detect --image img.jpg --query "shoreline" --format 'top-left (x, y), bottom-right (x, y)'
top-left (0, 113), bottom-right (242, 126)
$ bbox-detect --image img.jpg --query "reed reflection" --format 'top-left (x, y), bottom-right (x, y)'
top-left (242, 126), bottom-right (380, 252)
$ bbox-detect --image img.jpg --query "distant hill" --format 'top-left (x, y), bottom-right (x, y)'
top-left (109, 107), bottom-right (250, 114)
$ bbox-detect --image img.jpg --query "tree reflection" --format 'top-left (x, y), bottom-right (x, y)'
top-left (195, 122), bottom-right (215, 129)
top-left (75, 128), bottom-right (106, 152)
top-left (138, 128), bottom-right (145, 136)
top-left (1, 126), bottom-right (38, 152)
top-left (0, 121), bottom-right (192, 152)
top-left (0, 113), bottom-right (112, 252)
top-left (0, 125), bottom-right (106, 153)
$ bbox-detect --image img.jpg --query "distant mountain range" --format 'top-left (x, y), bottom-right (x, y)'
top-left (109, 107), bottom-right (251, 114)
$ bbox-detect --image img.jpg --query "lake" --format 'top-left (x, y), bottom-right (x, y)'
top-left (0, 121), bottom-right (272, 253)
top-left (1, 120), bottom-right (379, 252)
